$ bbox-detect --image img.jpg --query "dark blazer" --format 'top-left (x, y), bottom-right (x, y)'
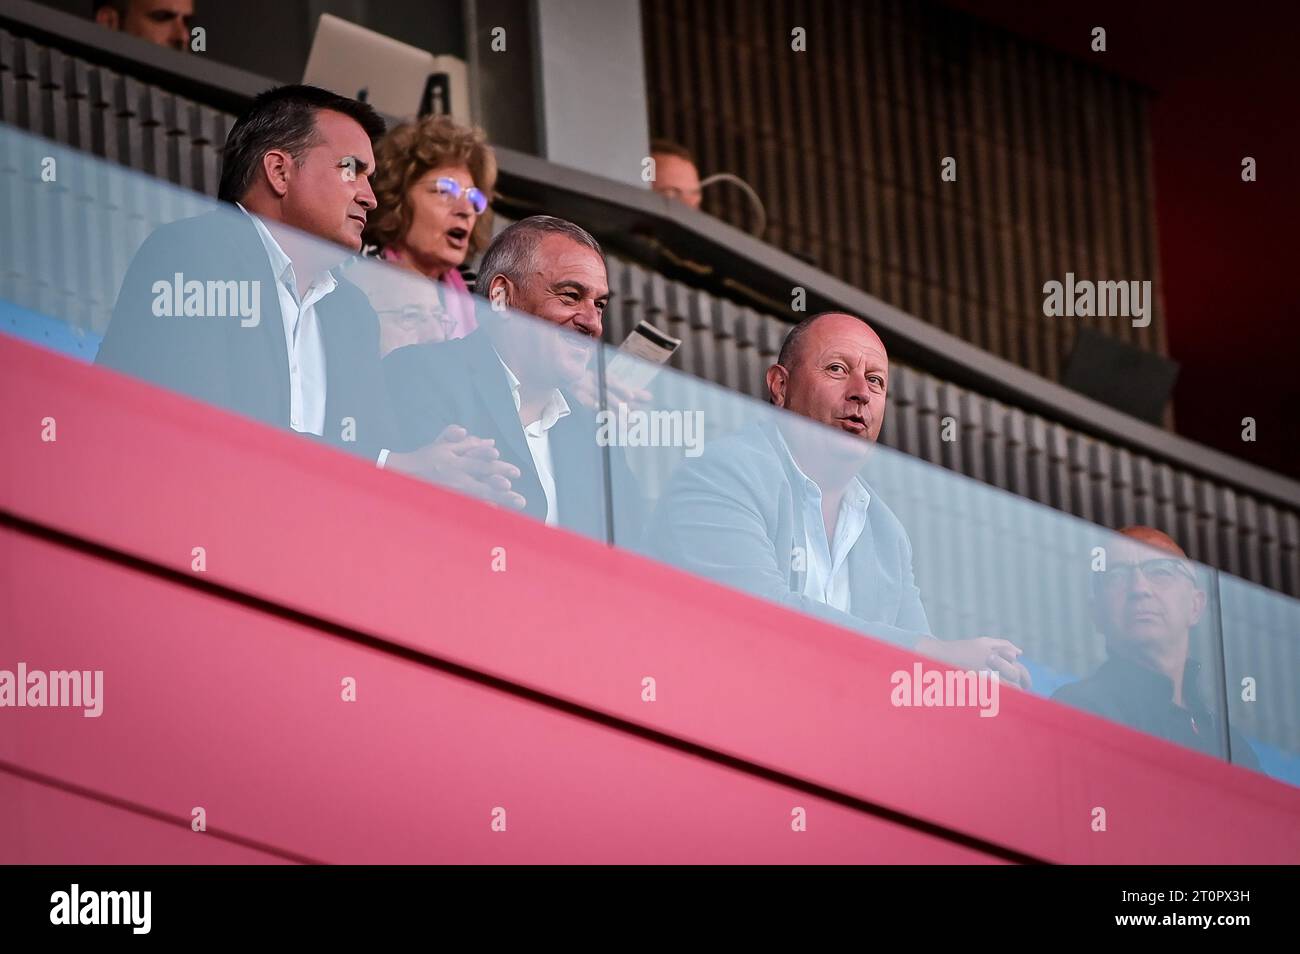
top-left (642, 421), bottom-right (931, 648)
top-left (96, 209), bottom-right (395, 462)
top-left (383, 328), bottom-right (644, 542)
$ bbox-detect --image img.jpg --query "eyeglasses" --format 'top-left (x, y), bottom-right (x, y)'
top-left (377, 304), bottom-right (455, 336)
top-left (1096, 558), bottom-right (1198, 592)
top-left (432, 177), bottom-right (488, 215)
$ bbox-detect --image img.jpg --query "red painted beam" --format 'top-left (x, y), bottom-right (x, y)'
top-left (2, 333), bottom-right (1297, 862)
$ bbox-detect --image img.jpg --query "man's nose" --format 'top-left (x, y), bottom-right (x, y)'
top-left (573, 302), bottom-right (602, 338)
top-left (1127, 568), bottom-right (1157, 595)
top-left (356, 178), bottom-right (377, 210)
top-left (171, 22), bottom-right (189, 48)
top-left (846, 371), bottom-right (871, 404)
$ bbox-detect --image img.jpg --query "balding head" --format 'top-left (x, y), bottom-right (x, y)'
top-left (767, 312), bottom-right (889, 443)
top-left (1117, 525), bottom-right (1187, 558)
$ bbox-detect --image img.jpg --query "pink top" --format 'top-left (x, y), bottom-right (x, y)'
top-left (381, 248), bottom-right (478, 341)
top-left (437, 264), bottom-right (479, 340)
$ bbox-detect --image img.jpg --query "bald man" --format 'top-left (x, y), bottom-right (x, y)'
top-left (1053, 526), bottom-right (1258, 767)
top-left (644, 312), bottom-right (1031, 686)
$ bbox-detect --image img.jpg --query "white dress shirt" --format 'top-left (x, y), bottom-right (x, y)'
top-left (239, 205), bottom-right (389, 467)
top-left (239, 204), bottom-right (334, 436)
top-left (775, 430), bottom-right (872, 613)
top-left (497, 353), bottom-right (571, 526)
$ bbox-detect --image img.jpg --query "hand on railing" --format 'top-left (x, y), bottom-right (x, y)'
top-left (915, 636), bottom-right (1033, 690)
top-left (387, 425), bottom-right (527, 511)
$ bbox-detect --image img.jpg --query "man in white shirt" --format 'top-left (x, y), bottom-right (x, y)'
top-left (98, 85), bottom-right (521, 505)
top-left (646, 312), bottom-right (1032, 687)
top-left (384, 216), bottom-right (644, 540)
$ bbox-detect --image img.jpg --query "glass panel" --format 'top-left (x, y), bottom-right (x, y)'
top-left (606, 353), bottom-right (1253, 776)
top-left (1220, 576), bottom-right (1300, 785)
top-left (3, 120), bottom-right (1297, 787)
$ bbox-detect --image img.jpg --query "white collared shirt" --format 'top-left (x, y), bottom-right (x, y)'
top-left (497, 353), bottom-right (571, 526)
top-left (238, 204), bottom-right (334, 437)
top-left (775, 430), bottom-right (872, 613)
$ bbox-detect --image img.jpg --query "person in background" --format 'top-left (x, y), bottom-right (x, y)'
top-left (1053, 526), bottom-right (1259, 769)
top-left (346, 261), bottom-right (450, 358)
top-left (649, 139), bottom-right (702, 210)
top-left (363, 114), bottom-right (496, 344)
top-left (92, 0), bottom-right (193, 51)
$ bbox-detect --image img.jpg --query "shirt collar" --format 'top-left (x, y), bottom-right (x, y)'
top-left (237, 203), bottom-right (337, 301)
top-left (770, 423), bottom-right (871, 512)
top-left (494, 350), bottom-right (571, 432)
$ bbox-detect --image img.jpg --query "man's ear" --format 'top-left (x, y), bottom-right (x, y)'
top-left (766, 364), bottom-right (789, 407)
top-left (486, 274), bottom-right (514, 315)
top-left (261, 149), bottom-right (295, 199)
top-left (95, 6), bottom-right (122, 30)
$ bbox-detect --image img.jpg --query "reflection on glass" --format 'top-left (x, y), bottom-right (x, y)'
top-left (2, 122), bottom-right (1297, 789)
top-left (1050, 528), bottom-right (1253, 769)
top-left (1220, 576), bottom-right (1300, 785)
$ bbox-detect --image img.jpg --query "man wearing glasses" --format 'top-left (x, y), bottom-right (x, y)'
top-left (1052, 526), bottom-right (1259, 769)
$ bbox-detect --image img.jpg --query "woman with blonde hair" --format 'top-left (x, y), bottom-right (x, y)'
top-left (362, 114), bottom-right (496, 347)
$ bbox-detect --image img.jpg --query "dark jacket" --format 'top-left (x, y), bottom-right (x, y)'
top-left (383, 328), bottom-right (644, 543)
top-left (1052, 654), bottom-right (1260, 769)
top-left (96, 209), bottom-right (395, 462)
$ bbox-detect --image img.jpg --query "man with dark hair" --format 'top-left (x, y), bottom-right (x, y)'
top-left (645, 311), bottom-right (1031, 685)
top-left (93, 0), bottom-right (193, 51)
top-left (1053, 526), bottom-right (1260, 768)
top-left (97, 85), bottom-right (521, 503)
top-left (383, 215), bottom-right (642, 540)
top-left (649, 139), bottom-right (702, 210)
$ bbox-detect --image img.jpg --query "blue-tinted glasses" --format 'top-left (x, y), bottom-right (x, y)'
top-left (433, 177), bottom-right (488, 215)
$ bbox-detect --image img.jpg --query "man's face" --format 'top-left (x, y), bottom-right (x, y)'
top-left (107, 0), bottom-right (194, 51)
top-left (652, 153), bottom-right (702, 209)
top-left (494, 234), bottom-right (609, 385)
top-left (351, 266), bottom-right (449, 356)
top-left (279, 110), bottom-right (377, 251)
top-left (769, 313), bottom-right (889, 444)
top-left (1094, 535), bottom-right (1206, 657)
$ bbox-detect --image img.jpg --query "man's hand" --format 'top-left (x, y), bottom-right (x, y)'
top-left (387, 425), bottom-right (527, 510)
top-left (914, 635), bottom-right (1033, 690)
top-left (570, 371), bottom-right (653, 413)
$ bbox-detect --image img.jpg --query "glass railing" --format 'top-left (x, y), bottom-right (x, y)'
top-left (3, 121), bottom-right (1297, 789)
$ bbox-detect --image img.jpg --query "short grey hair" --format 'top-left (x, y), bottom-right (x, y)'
top-left (477, 215), bottom-right (603, 295)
